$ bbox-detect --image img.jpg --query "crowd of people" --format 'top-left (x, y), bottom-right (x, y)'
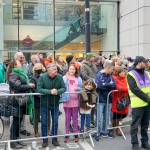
top-left (1, 51), bottom-right (150, 150)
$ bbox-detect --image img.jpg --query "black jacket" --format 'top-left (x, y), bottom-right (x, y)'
top-left (127, 68), bottom-right (150, 103)
top-left (30, 73), bottom-right (41, 108)
top-left (8, 72), bottom-right (32, 116)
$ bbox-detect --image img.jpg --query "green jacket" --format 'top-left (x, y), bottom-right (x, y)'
top-left (0, 63), bottom-right (5, 83)
top-left (37, 73), bottom-right (66, 109)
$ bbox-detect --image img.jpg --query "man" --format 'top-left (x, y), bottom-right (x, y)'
top-left (95, 60), bottom-right (116, 141)
top-left (14, 51), bottom-right (31, 136)
top-left (94, 56), bottom-right (104, 72)
top-left (37, 64), bottom-right (66, 148)
top-left (81, 53), bottom-right (98, 81)
top-left (127, 56), bottom-right (150, 150)
top-left (14, 51), bottom-right (31, 78)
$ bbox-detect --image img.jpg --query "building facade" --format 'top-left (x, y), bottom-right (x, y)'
top-left (0, 0), bottom-right (149, 62)
top-left (120, 0), bottom-right (150, 58)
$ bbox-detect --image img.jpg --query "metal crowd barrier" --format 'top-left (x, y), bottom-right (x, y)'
top-left (0, 92), bottom-right (97, 149)
top-left (0, 90), bottom-right (131, 149)
top-left (106, 90), bottom-right (130, 140)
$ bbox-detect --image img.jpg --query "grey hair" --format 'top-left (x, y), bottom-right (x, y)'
top-left (47, 63), bottom-right (57, 71)
top-left (14, 52), bottom-right (19, 60)
top-left (14, 51), bottom-right (24, 60)
top-left (103, 60), bottom-right (114, 69)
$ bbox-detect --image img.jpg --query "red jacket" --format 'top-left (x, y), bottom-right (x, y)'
top-left (112, 75), bottom-right (129, 114)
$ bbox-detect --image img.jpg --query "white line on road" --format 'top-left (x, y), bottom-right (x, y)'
top-left (79, 140), bottom-right (94, 150)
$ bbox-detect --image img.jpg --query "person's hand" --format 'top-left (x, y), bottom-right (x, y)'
top-left (51, 89), bottom-right (58, 95)
top-left (86, 103), bottom-right (94, 108)
top-left (29, 83), bottom-right (35, 88)
top-left (66, 72), bottom-right (70, 80)
top-left (74, 87), bottom-right (78, 91)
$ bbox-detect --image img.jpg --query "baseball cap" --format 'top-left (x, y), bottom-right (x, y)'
top-left (134, 56), bottom-right (149, 65)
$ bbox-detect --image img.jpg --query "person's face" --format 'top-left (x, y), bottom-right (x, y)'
top-left (58, 56), bottom-right (63, 63)
top-left (89, 56), bottom-right (94, 62)
top-left (85, 84), bottom-right (93, 91)
top-left (70, 57), bottom-right (76, 64)
top-left (106, 66), bottom-right (114, 74)
top-left (39, 54), bottom-right (43, 59)
top-left (49, 55), bottom-right (53, 60)
top-left (48, 66), bottom-right (57, 78)
top-left (17, 54), bottom-right (25, 64)
top-left (15, 60), bottom-right (22, 68)
top-left (35, 65), bottom-right (42, 70)
top-left (140, 61), bottom-right (147, 69)
top-left (119, 70), bottom-right (126, 77)
top-left (68, 65), bottom-right (76, 76)
top-left (32, 58), bottom-right (36, 64)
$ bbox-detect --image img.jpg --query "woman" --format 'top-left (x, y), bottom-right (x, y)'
top-left (6, 59), bottom-right (35, 149)
top-left (55, 55), bottom-right (65, 75)
top-left (62, 65), bottom-right (82, 143)
top-left (112, 66), bottom-right (129, 136)
top-left (30, 63), bottom-right (47, 137)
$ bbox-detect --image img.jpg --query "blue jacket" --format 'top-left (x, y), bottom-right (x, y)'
top-left (95, 71), bottom-right (116, 103)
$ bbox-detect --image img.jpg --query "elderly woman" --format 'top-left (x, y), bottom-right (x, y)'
top-left (6, 59), bottom-right (35, 149)
top-left (112, 66), bottom-right (129, 136)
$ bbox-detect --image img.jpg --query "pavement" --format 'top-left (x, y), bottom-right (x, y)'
top-left (0, 104), bottom-right (148, 150)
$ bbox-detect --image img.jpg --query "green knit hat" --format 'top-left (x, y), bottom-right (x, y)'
top-left (86, 53), bottom-right (94, 61)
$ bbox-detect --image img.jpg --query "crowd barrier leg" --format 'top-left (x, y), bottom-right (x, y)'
top-left (119, 127), bottom-right (126, 140)
top-left (89, 132), bottom-right (94, 147)
top-left (106, 90), bottom-right (128, 140)
top-left (7, 141), bottom-right (10, 150)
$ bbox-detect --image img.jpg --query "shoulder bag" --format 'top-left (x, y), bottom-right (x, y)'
top-left (116, 92), bottom-right (130, 111)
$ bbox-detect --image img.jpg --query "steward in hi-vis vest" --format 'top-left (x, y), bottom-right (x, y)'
top-left (128, 70), bottom-right (150, 108)
top-left (127, 56), bottom-right (150, 150)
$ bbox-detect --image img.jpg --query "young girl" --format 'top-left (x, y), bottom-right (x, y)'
top-left (80, 79), bottom-right (97, 132)
top-left (62, 65), bottom-right (82, 143)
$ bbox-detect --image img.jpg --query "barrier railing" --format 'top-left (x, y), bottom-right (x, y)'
top-left (106, 90), bottom-right (130, 140)
top-left (0, 92), bottom-right (97, 149)
top-left (0, 90), bottom-right (131, 149)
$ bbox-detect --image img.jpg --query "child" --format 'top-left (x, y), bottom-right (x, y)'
top-left (62, 65), bottom-right (82, 143)
top-left (80, 79), bottom-right (97, 133)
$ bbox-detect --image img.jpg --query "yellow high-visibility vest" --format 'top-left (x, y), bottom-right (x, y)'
top-left (127, 70), bottom-right (150, 108)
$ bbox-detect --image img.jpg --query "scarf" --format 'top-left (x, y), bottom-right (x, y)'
top-left (12, 68), bottom-right (34, 120)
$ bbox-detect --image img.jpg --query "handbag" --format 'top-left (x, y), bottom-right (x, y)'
top-left (14, 95), bottom-right (31, 107)
top-left (0, 104), bottom-right (18, 117)
top-left (116, 92), bottom-right (130, 111)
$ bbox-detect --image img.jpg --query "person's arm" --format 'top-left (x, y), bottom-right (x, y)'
top-left (127, 73), bottom-right (150, 103)
top-left (37, 76), bottom-right (51, 95)
top-left (9, 73), bottom-right (31, 92)
top-left (95, 73), bottom-right (107, 90)
top-left (80, 65), bottom-right (90, 81)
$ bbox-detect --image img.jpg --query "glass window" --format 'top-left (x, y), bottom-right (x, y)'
top-left (23, 2), bottom-right (38, 20)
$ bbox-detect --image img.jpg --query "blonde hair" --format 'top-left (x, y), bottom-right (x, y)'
top-left (113, 66), bottom-right (125, 76)
top-left (55, 55), bottom-right (64, 70)
top-left (32, 63), bottom-right (46, 73)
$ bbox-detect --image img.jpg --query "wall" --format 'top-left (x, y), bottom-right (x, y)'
top-left (120, 0), bottom-right (150, 58)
